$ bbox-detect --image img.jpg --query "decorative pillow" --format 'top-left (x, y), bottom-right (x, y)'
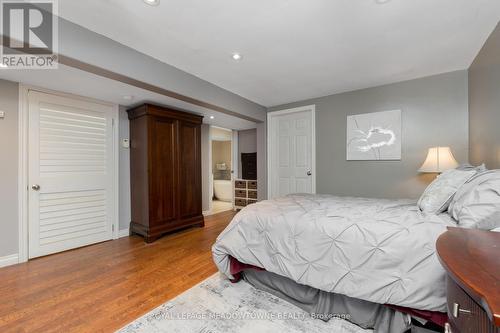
top-left (456, 163), bottom-right (487, 172)
top-left (417, 169), bottom-right (477, 214)
top-left (449, 170), bottom-right (500, 230)
top-left (447, 165), bottom-right (487, 213)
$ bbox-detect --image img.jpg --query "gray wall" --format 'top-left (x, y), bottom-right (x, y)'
top-left (118, 106), bottom-right (131, 231)
top-left (57, 17), bottom-right (268, 218)
top-left (268, 71), bottom-right (469, 199)
top-left (256, 122), bottom-right (268, 200)
top-left (237, 129), bottom-right (257, 179)
top-left (469, 23), bottom-right (500, 168)
top-left (0, 79), bottom-right (19, 258)
top-left (235, 126), bottom-right (267, 200)
top-left (0, 17), bottom-right (268, 259)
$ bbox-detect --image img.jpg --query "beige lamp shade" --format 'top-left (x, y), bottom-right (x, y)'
top-left (419, 147), bottom-right (459, 173)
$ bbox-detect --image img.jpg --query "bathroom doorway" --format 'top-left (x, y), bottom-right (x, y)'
top-left (210, 127), bottom-right (234, 214)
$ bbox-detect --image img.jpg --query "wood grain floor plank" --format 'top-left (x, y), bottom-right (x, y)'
top-left (0, 210), bottom-right (235, 333)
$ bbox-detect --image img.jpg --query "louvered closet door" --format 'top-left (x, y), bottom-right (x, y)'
top-left (28, 91), bottom-right (116, 259)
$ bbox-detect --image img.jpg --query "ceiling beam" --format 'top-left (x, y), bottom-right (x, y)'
top-left (1, 35), bottom-right (263, 123)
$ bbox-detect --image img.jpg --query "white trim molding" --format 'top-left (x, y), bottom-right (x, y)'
top-left (18, 85), bottom-right (29, 263)
top-left (0, 254), bottom-right (19, 268)
top-left (112, 105), bottom-right (120, 240)
top-left (267, 105), bottom-right (316, 199)
top-left (118, 229), bottom-right (130, 238)
top-left (208, 126), bottom-right (213, 213)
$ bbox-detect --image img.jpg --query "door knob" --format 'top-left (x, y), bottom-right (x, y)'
top-left (32, 184), bottom-right (40, 191)
top-left (307, 171), bottom-right (312, 176)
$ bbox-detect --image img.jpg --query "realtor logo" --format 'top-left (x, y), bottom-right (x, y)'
top-left (1, 0), bottom-right (58, 69)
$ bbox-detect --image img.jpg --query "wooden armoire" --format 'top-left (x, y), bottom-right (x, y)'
top-left (128, 104), bottom-right (204, 243)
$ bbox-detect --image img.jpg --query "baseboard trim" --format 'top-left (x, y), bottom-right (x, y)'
top-left (0, 254), bottom-right (19, 268)
top-left (202, 210), bottom-right (212, 216)
top-left (118, 228), bottom-right (130, 238)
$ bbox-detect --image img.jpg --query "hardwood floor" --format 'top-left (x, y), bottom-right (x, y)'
top-left (0, 210), bottom-right (235, 333)
top-left (211, 200), bottom-right (233, 214)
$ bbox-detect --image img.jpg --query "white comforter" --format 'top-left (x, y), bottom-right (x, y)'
top-left (212, 194), bottom-right (456, 312)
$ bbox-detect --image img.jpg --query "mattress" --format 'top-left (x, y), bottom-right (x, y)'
top-left (212, 194), bottom-right (456, 312)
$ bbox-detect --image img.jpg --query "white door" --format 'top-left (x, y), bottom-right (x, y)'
top-left (268, 106), bottom-right (315, 199)
top-left (28, 90), bottom-right (117, 258)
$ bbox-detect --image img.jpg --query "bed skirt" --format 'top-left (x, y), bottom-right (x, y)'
top-left (229, 256), bottom-right (446, 332)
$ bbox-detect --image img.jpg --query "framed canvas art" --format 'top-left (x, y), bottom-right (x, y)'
top-left (347, 110), bottom-right (401, 160)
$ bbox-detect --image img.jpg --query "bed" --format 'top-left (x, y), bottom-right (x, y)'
top-left (211, 169), bottom-right (500, 332)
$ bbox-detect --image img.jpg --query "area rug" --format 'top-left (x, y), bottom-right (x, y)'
top-left (118, 273), bottom-right (371, 333)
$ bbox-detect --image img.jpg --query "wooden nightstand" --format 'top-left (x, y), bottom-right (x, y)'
top-left (436, 227), bottom-right (500, 333)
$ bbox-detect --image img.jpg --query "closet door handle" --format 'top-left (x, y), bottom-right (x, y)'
top-left (32, 184), bottom-right (41, 191)
top-left (306, 171), bottom-right (312, 176)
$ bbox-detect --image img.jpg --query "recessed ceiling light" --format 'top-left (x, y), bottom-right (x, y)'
top-left (123, 95), bottom-right (134, 101)
top-left (231, 53), bottom-right (242, 61)
top-left (143, 0), bottom-right (160, 6)
top-left (210, 116), bottom-right (215, 119)
top-left (375, 0), bottom-right (391, 4)
top-left (0, 63), bottom-right (7, 68)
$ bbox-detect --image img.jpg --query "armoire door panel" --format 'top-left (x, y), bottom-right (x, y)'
top-left (149, 117), bottom-right (177, 225)
top-left (178, 121), bottom-right (201, 219)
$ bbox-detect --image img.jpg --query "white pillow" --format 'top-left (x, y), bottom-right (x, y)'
top-left (455, 163), bottom-right (487, 172)
top-left (449, 170), bottom-right (500, 230)
top-left (447, 165), bottom-right (486, 213)
top-left (418, 169), bottom-right (476, 214)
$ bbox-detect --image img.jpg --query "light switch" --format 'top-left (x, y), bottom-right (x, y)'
top-left (0, 111), bottom-right (5, 118)
top-left (122, 138), bottom-right (130, 148)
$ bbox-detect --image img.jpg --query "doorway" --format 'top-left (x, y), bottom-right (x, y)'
top-left (267, 105), bottom-right (316, 199)
top-left (20, 86), bottom-right (119, 260)
top-left (210, 127), bottom-right (234, 214)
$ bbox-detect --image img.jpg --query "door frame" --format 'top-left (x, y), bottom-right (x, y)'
top-left (231, 129), bottom-right (238, 210)
top-left (207, 125), bottom-right (235, 214)
top-left (18, 84), bottom-right (120, 263)
top-left (267, 105), bottom-right (316, 199)
top-left (203, 126), bottom-right (214, 215)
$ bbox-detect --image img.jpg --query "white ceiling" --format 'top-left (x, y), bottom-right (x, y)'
top-left (0, 64), bottom-right (258, 130)
top-left (59, 1), bottom-right (500, 107)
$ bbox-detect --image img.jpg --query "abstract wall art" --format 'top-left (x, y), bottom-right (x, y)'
top-left (346, 110), bottom-right (402, 160)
